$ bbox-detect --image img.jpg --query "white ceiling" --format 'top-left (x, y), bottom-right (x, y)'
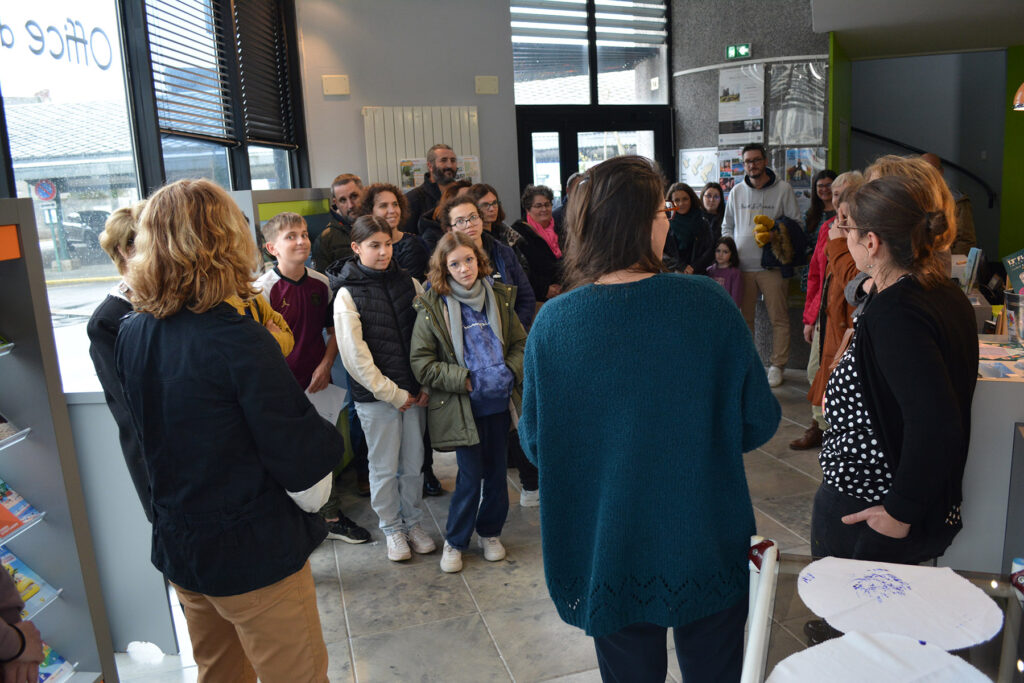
top-left (811, 0), bottom-right (1024, 59)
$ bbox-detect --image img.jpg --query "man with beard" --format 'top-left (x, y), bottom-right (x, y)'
top-left (313, 173), bottom-right (363, 272)
top-left (405, 144), bottom-right (458, 232)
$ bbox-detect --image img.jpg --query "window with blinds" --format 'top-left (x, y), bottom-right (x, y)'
top-left (510, 0), bottom-right (668, 105)
top-left (144, 0), bottom-right (300, 188)
top-left (146, 0), bottom-right (235, 142)
top-left (233, 1), bottom-right (297, 148)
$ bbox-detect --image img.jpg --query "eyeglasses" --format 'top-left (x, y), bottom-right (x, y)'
top-left (530, 202), bottom-right (552, 210)
top-left (658, 202), bottom-right (677, 219)
top-left (835, 220), bottom-right (862, 235)
top-left (451, 213), bottom-right (482, 229)
top-left (743, 157), bottom-right (765, 166)
top-left (479, 200), bottom-right (500, 210)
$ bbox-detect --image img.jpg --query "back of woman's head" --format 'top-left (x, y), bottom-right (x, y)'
top-left (562, 155), bottom-right (666, 290)
top-left (350, 214), bottom-right (393, 243)
top-left (427, 231), bottom-right (492, 295)
top-left (831, 170), bottom-right (864, 205)
top-left (130, 179), bottom-right (258, 319)
top-left (864, 155), bottom-right (956, 252)
top-left (846, 175), bottom-right (950, 288)
top-left (100, 200), bottom-right (146, 275)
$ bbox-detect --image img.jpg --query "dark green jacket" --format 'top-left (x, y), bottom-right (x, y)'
top-left (410, 282), bottom-right (526, 449)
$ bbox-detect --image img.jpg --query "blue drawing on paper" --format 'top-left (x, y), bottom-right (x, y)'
top-left (801, 573), bottom-right (815, 584)
top-left (850, 568), bottom-right (911, 603)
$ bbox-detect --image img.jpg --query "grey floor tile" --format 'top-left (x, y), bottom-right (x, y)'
top-left (540, 668), bottom-right (604, 682)
top-left (743, 451), bottom-right (819, 504)
top-left (315, 573), bottom-right (348, 645)
top-left (325, 639), bottom-right (355, 683)
top-left (351, 613), bottom-right (510, 682)
top-left (773, 449), bottom-right (823, 482)
top-left (756, 491), bottom-right (815, 543)
top-left (462, 540), bottom-right (548, 611)
top-left (115, 653), bottom-right (197, 680)
top-left (342, 558), bottom-right (477, 636)
top-left (483, 596), bottom-right (598, 681)
top-left (754, 508), bottom-right (808, 552)
top-left (755, 420), bottom-right (812, 459)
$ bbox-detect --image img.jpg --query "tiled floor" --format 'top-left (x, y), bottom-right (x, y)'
top-left (115, 369), bottom-right (823, 683)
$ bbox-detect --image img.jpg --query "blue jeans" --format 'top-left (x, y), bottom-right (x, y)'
top-left (593, 597), bottom-right (747, 683)
top-left (445, 411), bottom-right (510, 550)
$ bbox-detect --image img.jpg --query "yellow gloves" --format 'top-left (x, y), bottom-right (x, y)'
top-left (753, 214), bottom-right (775, 248)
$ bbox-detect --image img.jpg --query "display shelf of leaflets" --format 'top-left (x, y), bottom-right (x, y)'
top-left (0, 199), bottom-right (114, 682)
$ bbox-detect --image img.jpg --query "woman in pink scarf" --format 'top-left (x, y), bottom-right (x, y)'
top-left (511, 185), bottom-right (563, 302)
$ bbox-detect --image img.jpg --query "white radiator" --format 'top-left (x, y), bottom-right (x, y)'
top-left (362, 106), bottom-right (480, 186)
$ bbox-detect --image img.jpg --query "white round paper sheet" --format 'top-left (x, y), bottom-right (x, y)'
top-left (797, 557), bottom-right (1003, 651)
top-left (767, 632), bottom-right (989, 683)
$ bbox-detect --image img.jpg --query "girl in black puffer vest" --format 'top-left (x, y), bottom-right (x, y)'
top-left (330, 216), bottom-right (438, 562)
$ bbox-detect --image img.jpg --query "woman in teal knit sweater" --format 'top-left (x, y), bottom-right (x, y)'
top-left (519, 155), bottom-right (780, 683)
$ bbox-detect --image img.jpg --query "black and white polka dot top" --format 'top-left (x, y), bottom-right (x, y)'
top-left (818, 331), bottom-right (892, 502)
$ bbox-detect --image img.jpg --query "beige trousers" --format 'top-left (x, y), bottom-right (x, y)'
top-left (172, 560), bottom-right (328, 683)
top-left (740, 269), bottom-right (791, 369)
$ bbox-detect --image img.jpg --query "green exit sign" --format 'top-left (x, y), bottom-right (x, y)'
top-left (726, 43), bottom-right (752, 60)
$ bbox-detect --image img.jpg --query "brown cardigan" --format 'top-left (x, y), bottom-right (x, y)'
top-left (808, 237), bottom-right (859, 407)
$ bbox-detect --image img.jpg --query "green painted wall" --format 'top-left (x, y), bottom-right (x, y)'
top-left (827, 33), bottom-right (852, 172)
top-left (1001, 46), bottom-right (1024, 257)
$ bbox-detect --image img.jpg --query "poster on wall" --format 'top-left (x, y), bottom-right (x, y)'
top-left (767, 62), bottom-right (827, 147)
top-left (678, 147), bottom-right (717, 187)
top-left (399, 159), bottom-right (428, 191)
top-left (776, 147), bottom-right (827, 218)
top-left (717, 148), bottom-right (745, 201)
top-left (400, 155), bottom-right (480, 191)
top-left (718, 65), bottom-right (764, 147)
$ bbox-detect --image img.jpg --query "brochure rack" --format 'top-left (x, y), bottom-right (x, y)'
top-left (0, 199), bottom-right (116, 682)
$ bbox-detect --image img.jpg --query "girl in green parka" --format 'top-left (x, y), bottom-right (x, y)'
top-left (410, 230), bottom-right (527, 574)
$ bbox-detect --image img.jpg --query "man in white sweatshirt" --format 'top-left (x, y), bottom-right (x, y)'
top-left (721, 143), bottom-right (799, 387)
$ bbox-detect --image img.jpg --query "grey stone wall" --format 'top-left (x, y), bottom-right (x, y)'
top-left (670, 0), bottom-right (829, 150)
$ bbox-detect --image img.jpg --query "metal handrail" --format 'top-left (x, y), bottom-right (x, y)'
top-left (850, 126), bottom-right (998, 208)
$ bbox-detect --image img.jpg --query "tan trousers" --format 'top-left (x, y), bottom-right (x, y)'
top-left (172, 560), bottom-right (328, 683)
top-left (740, 269), bottom-right (791, 369)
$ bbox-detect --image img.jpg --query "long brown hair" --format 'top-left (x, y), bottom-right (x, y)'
top-left (561, 155), bottom-right (667, 290)
top-left (426, 232), bottom-right (492, 295)
top-left (846, 175), bottom-right (950, 288)
top-left (129, 179), bottom-right (259, 319)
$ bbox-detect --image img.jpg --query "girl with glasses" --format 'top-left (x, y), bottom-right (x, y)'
top-left (410, 232), bottom-right (527, 573)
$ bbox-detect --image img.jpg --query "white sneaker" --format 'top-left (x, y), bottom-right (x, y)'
top-left (440, 541), bottom-right (463, 573)
top-left (478, 536), bottom-right (506, 562)
top-left (407, 525), bottom-right (436, 554)
top-left (519, 489), bottom-right (540, 507)
top-left (767, 365), bottom-right (784, 388)
top-left (386, 532), bottom-right (411, 561)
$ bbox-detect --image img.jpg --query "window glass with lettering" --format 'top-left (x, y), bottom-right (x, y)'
top-left (1, 0), bottom-right (143, 391)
